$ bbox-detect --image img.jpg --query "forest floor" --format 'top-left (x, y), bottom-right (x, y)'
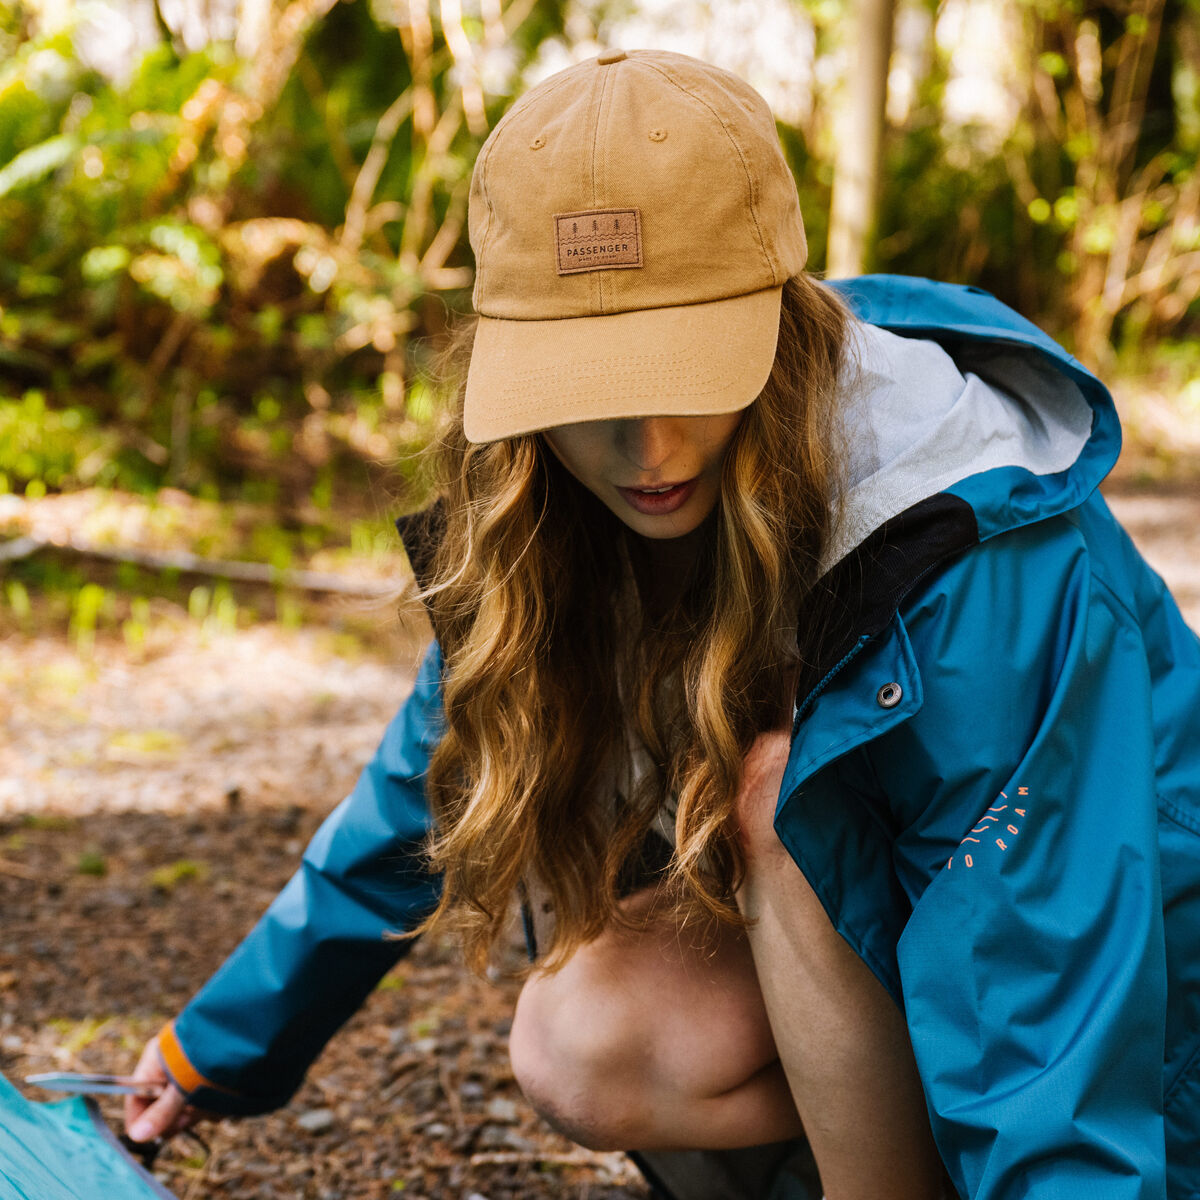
top-left (0, 602), bottom-right (649, 1200)
top-left (1, 383), bottom-right (1198, 1199)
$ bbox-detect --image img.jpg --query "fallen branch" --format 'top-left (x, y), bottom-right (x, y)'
top-left (468, 1149), bottom-right (630, 1169)
top-left (0, 533), bottom-right (400, 598)
top-left (0, 857), bottom-right (40, 881)
top-left (438, 1059), bottom-right (466, 1134)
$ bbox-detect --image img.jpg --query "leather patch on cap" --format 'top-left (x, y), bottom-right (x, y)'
top-left (554, 208), bottom-right (642, 274)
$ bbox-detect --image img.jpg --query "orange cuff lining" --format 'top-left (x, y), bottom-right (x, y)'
top-left (158, 1021), bottom-right (237, 1096)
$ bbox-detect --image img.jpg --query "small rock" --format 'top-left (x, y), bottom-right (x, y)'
top-left (458, 1079), bottom-right (485, 1101)
top-left (296, 1107), bottom-right (336, 1133)
top-left (475, 1125), bottom-right (509, 1149)
top-left (424, 1122), bottom-right (450, 1138)
top-left (501, 1130), bottom-right (536, 1152)
top-left (1, 1035), bottom-right (22, 1052)
top-left (483, 1097), bottom-right (519, 1123)
top-left (476, 1125), bottom-right (536, 1151)
top-left (411, 1036), bottom-right (438, 1055)
top-left (270, 806), bottom-right (303, 835)
top-left (406, 1078), bottom-right (439, 1109)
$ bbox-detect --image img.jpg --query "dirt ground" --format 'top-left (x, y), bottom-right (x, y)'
top-left (1, 478), bottom-right (1198, 1200)
top-left (0, 604), bottom-right (647, 1199)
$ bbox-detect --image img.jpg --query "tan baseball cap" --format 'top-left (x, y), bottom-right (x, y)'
top-left (462, 49), bottom-right (808, 443)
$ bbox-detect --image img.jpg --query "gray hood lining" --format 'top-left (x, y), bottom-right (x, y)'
top-left (821, 321), bottom-right (1094, 574)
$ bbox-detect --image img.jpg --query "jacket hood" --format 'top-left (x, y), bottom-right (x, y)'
top-left (830, 319), bottom-right (1099, 571)
top-left (824, 277), bottom-right (1120, 574)
top-left (780, 276), bottom-right (1122, 712)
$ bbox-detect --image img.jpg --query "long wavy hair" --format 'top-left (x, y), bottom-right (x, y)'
top-left (409, 273), bottom-right (854, 973)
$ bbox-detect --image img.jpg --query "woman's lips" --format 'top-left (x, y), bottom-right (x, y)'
top-left (616, 479), bottom-right (698, 515)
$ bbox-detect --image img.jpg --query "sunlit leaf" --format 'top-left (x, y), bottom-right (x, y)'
top-left (0, 133), bottom-right (76, 196)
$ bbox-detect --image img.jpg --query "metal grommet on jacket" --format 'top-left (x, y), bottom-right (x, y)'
top-left (876, 682), bottom-right (903, 709)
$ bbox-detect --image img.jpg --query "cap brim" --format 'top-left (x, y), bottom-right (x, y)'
top-left (463, 287), bottom-right (782, 443)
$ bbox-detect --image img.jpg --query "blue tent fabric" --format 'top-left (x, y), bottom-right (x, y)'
top-left (0, 1072), bottom-right (175, 1200)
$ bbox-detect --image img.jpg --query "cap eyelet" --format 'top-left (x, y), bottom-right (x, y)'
top-left (876, 682), bottom-right (903, 709)
top-left (649, 128), bottom-right (667, 142)
top-left (529, 134), bottom-right (546, 150)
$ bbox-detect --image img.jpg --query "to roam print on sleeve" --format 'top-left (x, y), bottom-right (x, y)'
top-left (947, 786), bottom-right (1030, 871)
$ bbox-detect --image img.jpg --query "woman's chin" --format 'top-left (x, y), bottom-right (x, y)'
top-left (618, 498), bottom-right (717, 541)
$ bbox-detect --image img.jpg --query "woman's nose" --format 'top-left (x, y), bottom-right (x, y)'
top-left (616, 418), bottom-right (678, 471)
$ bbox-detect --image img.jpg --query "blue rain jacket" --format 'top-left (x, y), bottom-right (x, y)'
top-left (164, 276), bottom-right (1200, 1199)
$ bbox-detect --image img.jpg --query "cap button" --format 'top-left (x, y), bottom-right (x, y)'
top-left (596, 50), bottom-right (627, 65)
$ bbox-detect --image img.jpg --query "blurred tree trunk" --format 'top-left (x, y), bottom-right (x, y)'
top-left (826, 0), bottom-right (897, 277)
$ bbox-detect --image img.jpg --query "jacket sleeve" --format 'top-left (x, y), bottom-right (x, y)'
top-left (869, 518), bottom-right (1167, 1199)
top-left (160, 641), bottom-right (445, 1116)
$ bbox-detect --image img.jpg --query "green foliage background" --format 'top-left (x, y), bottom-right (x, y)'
top-left (0, 0), bottom-right (1198, 511)
top-left (0, 0), bottom-right (570, 507)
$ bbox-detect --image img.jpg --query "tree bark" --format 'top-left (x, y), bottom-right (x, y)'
top-left (826, 0), bottom-right (896, 278)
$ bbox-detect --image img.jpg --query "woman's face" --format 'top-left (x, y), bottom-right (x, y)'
top-left (542, 412), bottom-right (744, 540)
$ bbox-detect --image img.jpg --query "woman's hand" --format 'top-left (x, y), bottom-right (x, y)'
top-left (123, 1033), bottom-right (212, 1143)
top-left (735, 730), bottom-right (792, 852)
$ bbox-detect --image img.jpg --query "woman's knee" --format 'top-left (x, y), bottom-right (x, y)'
top-left (508, 894), bottom-right (784, 1151)
top-left (509, 960), bottom-right (642, 1150)
top-left (510, 948), bottom-right (800, 1152)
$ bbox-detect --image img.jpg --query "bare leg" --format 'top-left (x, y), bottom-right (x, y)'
top-left (736, 731), bottom-right (944, 1200)
top-left (509, 886), bottom-right (803, 1152)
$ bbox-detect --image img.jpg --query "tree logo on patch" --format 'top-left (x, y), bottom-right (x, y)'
top-left (554, 208), bottom-right (642, 275)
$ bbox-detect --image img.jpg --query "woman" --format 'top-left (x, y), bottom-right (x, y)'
top-left (126, 51), bottom-right (1200, 1200)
